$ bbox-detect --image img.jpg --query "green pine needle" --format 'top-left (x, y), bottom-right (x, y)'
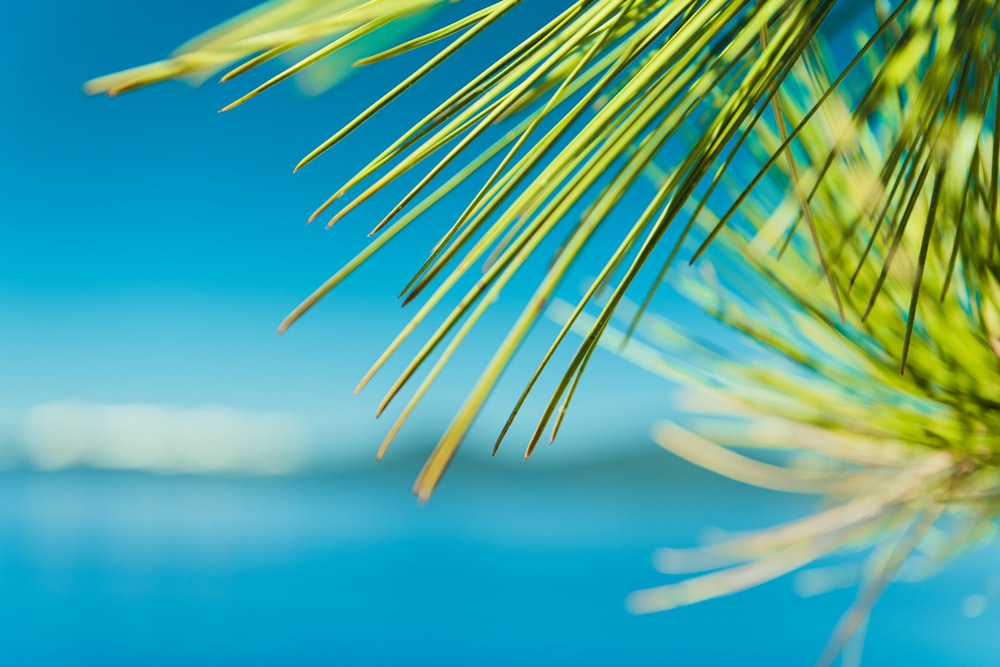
top-left (554, 36), bottom-right (1000, 661)
top-left (86, 0), bottom-right (1000, 504)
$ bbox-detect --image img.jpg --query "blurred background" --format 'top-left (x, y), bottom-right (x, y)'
top-left (2, 0), bottom-right (999, 664)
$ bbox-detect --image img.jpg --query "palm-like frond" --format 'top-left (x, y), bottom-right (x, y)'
top-left (83, 0), bottom-right (451, 96)
top-left (557, 40), bottom-right (1000, 662)
top-left (87, 0), bottom-right (1000, 500)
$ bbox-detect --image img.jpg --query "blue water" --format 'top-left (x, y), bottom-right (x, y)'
top-left (1, 459), bottom-right (997, 666)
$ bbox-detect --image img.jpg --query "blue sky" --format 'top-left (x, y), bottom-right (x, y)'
top-left (1, 0), bottom-right (685, 473)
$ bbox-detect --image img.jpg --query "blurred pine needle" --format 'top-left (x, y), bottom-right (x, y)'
top-left (552, 29), bottom-right (1000, 663)
top-left (88, 1), bottom-right (1000, 660)
top-left (86, 1), bottom-right (998, 508)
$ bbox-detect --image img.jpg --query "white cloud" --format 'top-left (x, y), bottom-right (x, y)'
top-left (20, 401), bottom-right (311, 475)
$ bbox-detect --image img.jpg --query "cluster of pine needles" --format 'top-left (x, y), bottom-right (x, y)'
top-left (88, 0), bottom-right (1000, 662)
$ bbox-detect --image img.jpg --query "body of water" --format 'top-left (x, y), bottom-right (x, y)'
top-left (1, 458), bottom-right (996, 666)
